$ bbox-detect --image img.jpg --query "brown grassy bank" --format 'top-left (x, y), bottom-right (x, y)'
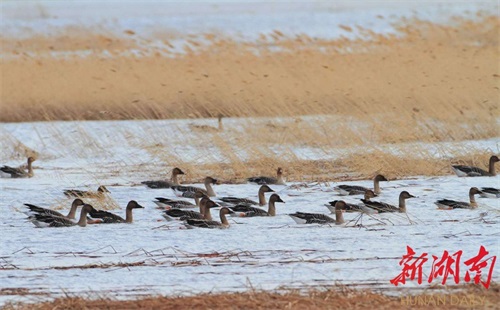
top-left (1, 16), bottom-right (499, 126)
top-left (4, 284), bottom-right (499, 310)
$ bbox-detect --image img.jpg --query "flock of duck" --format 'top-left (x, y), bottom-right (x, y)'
top-left (1, 155), bottom-right (499, 229)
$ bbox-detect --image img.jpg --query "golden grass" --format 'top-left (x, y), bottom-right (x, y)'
top-left (4, 284), bottom-right (499, 309)
top-left (1, 14), bottom-right (498, 178)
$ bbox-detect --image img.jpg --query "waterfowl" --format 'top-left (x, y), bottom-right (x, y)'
top-left (63, 186), bottom-right (110, 198)
top-left (24, 199), bottom-right (85, 220)
top-left (289, 201), bottom-right (349, 224)
top-left (142, 167), bottom-right (185, 189)
top-left (334, 174), bottom-right (387, 196)
top-left (172, 176), bottom-right (217, 198)
top-left (362, 191), bottom-right (415, 213)
top-left (185, 207), bottom-right (232, 229)
top-left (189, 114), bottom-right (224, 132)
top-left (230, 193), bottom-right (285, 217)
top-left (435, 187), bottom-right (483, 209)
top-left (88, 200), bottom-right (144, 223)
top-left (219, 185), bottom-right (275, 206)
top-left (154, 191), bottom-right (206, 209)
top-left (28, 204), bottom-right (93, 228)
top-left (480, 187), bottom-right (500, 198)
top-left (247, 167), bottom-right (286, 185)
top-left (327, 190), bottom-right (378, 214)
top-left (451, 155), bottom-right (499, 177)
top-left (1, 157), bottom-right (35, 178)
top-left (162, 197), bottom-right (218, 221)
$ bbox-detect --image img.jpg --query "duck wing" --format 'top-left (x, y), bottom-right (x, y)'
top-left (361, 199), bottom-right (398, 213)
top-left (154, 197), bottom-right (195, 209)
top-left (89, 209), bottom-right (125, 223)
top-left (28, 214), bottom-right (75, 227)
top-left (289, 212), bottom-right (335, 224)
top-left (435, 199), bottom-right (470, 209)
top-left (452, 165), bottom-right (489, 177)
top-left (141, 180), bottom-right (175, 189)
top-left (219, 197), bottom-right (258, 205)
top-left (1, 165), bottom-right (28, 178)
top-left (334, 185), bottom-right (368, 196)
top-left (185, 218), bottom-right (221, 228)
top-left (171, 185), bottom-right (207, 198)
top-left (229, 205), bottom-right (268, 217)
top-left (480, 187), bottom-right (500, 198)
top-left (163, 209), bottom-right (203, 221)
top-left (246, 176), bottom-right (277, 185)
top-left (63, 189), bottom-right (91, 197)
top-left (24, 204), bottom-right (65, 218)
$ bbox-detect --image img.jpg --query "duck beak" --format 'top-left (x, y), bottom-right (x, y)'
top-left (136, 204), bottom-right (145, 209)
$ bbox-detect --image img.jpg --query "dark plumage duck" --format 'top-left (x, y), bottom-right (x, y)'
top-left (63, 186), bottom-right (110, 198)
top-left (327, 190), bottom-right (378, 214)
top-left (162, 197), bottom-right (218, 221)
top-left (247, 167), bottom-right (286, 185)
top-left (27, 204), bottom-right (93, 228)
top-left (361, 191), bottom-right (415, 213)
top-left (334, 174), bottom-right (387, 196)
top-left (289, 201), bottom-right (349, 224)
top-left (1, 157), bottom-right (35, 178)
top-left (230, 193), bottom-right (285, 217)
top-left (185, 207), bottom-right (233, 229)
top-left (89, 200), bottom-right (144, 223)
top-left (435, 187), bottom-right (483, 209)
top-left (480, 187), bottom-right (499, 198)
top-left (142, 167), bottom-right (185, 189)
top-left (154, 191), bottom-right (206, 209)
top-left (219, 185), bottom-right (275, 206)
top-left (451, 155), bottom-right (499, 177)
top-left (172, 176), bottom-right (217, 198)
top-left (24, 199), bottom-right (85, 220)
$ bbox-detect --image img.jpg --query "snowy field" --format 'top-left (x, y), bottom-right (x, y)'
top-left (0, 118), bottom-right (499, 305)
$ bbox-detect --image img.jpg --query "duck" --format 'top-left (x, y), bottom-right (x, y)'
top-left (219, 185), bottom-right (275, 206)
top-left (188, 114), bottom-right (224, 132)
top-left (334, 174), bottom-right (388, 196)
top-left (1, 157), bottom-right (35, 178)
top-left (479, 187), bottom-right (499, 198)
top-left (24, 199), bottom-right (85, 220)
top-left (435, 187), bottom-right (483, 209)
top-left (185, 207), bottom-right (233, 229)
top-left (327, 190), bottom-right (378, 214)
top-left (171, 176), bottom-right (218, 198)
top-left (141, 167), bottom-right (185, 189)
top-left (154, 191), bottom-right (206, 209)
top-left (63, 186), bottom-right (110, 198)
top-left (451, 155), bottom-right (499, 177)
top-left (229, 193), bottom-right (285, 217)
top-left (88, 200), bottom-right (144, 223)
top-left (289, 201), bottom-right (349, 224)
top-left (361, 191), bottom-right (415, 213)
top-left (162, 197), bottom-right (218, 221)
top-left (27, 204), bottom-right (93, 228)
top-left (247, 167), bottom-right (286, 185)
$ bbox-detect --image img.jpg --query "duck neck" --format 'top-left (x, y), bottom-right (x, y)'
top-left (469, 193), bottom-right (478, 207)
top-left (27, 160), bottom-right (34, 177)
top-left (489, 159), bottom-right (497, 176)
top-left (203, 205), bottom-right (213, 221)
top-left (218, 118), bottom-right (223, 130)
top-left (67, 203), bottom-right (79, 219)
top-left (335, 209), bottom-right (345, 224)
top-left (125, 207), bottom-right (134, 223)
top-left (374, 179), bottom-right (381, 195)
top-left (220, 210), bottom-right (229, 226)
top-left (276, 175), bottom-right (286, 185)
top-left (258, 189), bottom-right (267, 206)
top-left (77, 208), bottom-right (89, 227)
top-left (194, 195), bottom-right (201, 207)
top-left (205, 182), bottom-right (216, 197)
top-left (171, 173), bottom-right (180, 185)
top-left (268, 200), bottom-right (276, 216)
top-left (399, 197), bottom-right (407, 213)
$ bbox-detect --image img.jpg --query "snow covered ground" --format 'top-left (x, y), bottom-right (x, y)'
top-left (0, 118), bottom-right (499, 306)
